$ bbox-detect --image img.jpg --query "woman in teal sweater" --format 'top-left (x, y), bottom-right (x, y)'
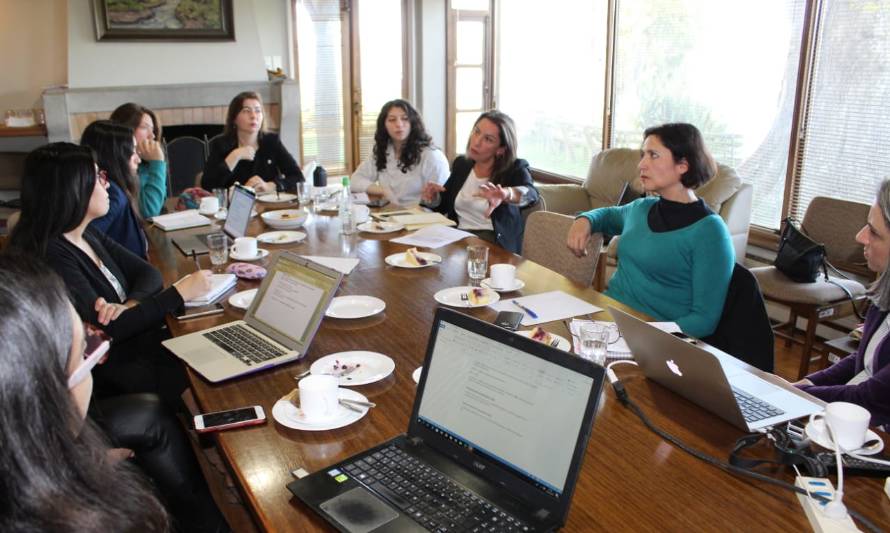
top-left (110, 103), bottom-right (167, 217)
top-left (567, 123), bottom-right (734, 338)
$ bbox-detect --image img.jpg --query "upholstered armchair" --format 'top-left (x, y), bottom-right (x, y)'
top-left (537, 148), bottom-right (753, 262)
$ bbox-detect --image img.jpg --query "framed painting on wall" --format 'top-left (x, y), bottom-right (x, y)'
top-left (92, 0), bottom-right (235, 41)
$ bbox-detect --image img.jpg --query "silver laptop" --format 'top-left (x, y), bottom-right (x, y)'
top-left (610, 307), bottom-right (823, 431)
top-left (172, 184), bottom-right (255, 255)
top-left (163, 252), bottom-right (342, 382)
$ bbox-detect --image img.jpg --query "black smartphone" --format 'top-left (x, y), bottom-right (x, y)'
top-left (494, 311), bottom-right (524, 330)
top-left (176, 302), bottom-right (224, 320)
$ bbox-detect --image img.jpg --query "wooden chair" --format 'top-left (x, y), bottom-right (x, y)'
top-left (522, 211), bottom-right (603, 286)
top-left (750, 197), bottom-right (870, 379)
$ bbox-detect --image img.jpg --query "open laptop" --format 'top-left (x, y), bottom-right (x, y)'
top-left (289, 308), bottom-right (605, 532)
top-left (162, 252), bottom-right (342, 382)
top-left (172, 184), bottom-right (255, 255)
top-left (610, 307), bottom-right (823, 431)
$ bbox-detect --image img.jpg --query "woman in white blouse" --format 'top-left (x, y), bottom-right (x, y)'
top-left (350, 99), bottom-right (449, 207)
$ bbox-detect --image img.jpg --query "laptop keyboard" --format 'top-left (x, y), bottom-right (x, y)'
top-left (342, 445), bottom-right (531, 533)
top-left (203, 324), bottom-right (285, 366)
top-left (732, 387), bottom-right (785, 423)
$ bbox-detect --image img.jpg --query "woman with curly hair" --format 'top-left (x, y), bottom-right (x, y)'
top-left (351, 99), bottom-right (449, 206)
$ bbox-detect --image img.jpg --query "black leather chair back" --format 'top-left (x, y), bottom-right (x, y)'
top-left (166, 136), bottom-right (207, 196)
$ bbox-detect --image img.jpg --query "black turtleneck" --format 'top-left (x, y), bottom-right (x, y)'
top-left (647, 197), bottom-right (713, 232)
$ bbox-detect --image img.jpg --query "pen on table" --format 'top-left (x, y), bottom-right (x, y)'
top-left (512, 300), bottom-right (539, 319)
top-left (191, 250), bottom-right (201, 271)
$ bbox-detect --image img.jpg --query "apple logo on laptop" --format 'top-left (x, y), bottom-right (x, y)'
top-left (666, 359), bottom-right (683, 377)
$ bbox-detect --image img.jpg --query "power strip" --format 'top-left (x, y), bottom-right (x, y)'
top-left (795, 476), bottom-right (860, 532)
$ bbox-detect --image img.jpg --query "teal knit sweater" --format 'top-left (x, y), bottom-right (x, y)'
top-left (138, 159), bottom-right (167, 218)
top-left (581, 197), bottom-right (734, 337)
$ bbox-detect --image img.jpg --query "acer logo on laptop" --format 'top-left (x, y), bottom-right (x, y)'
top-left (666, 359), bottom-right (683, 377)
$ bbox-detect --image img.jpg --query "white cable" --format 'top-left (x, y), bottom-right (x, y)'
top-left (822, 418), bottom-right (849, 520)
top-left (606, 360), bottom-right (637, 385)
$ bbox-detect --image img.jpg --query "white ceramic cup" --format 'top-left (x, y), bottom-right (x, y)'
top-left (298, 374), bottom-right (340, 421)
top-left (233, 236), bottom-right (258, 258)
top-left (200, 196), bottom-right (220, 214)
top-left (490, 263), bottom-right (517, 289)
top-left (352, 204), bottom-right (371, 224)
top-left (809, 401), bottom-right (871, 451)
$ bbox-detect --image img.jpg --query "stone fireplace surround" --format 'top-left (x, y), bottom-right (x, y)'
top-left (42, 79), bottom-right (301, 157)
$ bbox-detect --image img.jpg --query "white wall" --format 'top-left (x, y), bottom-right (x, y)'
top-left (67, 0), bottom-right (279, 88)
top-left (415, 0), bottom-right (446, 151)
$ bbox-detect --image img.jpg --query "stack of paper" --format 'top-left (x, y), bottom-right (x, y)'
top-left (152, 210), bottom-right (212, 231)
top-left (390, 225), bottom-right (474, 248)
top-left (376, 208), bottom-right (456, 230)
top-left (185, 274), bottom-right (237, 307)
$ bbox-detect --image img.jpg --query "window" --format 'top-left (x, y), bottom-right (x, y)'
top-left (447, 1), bottom-right (492, 159)
top-left (792, 1), bottom-right (890, 221)
top-left (611, 0), bottom-right (806, 229)
top-left (497, 1), bottom-right (608, 177)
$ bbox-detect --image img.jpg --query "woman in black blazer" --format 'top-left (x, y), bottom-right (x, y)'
top-left (202, 90), bottom-right (304, 192)
top-left (421, 110), bottom-right (538, 253)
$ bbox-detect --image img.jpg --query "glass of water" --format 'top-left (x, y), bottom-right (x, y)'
top-left (206, 233), bottom-right (229, 272)
top-left (213, 188), bottom-right (227, 219)
top-left (296, 182), bottom-right (310, 206)
top-left (579, 323), bottom-right (609, 366)
top-left (466, 245), bottom-right (489, 286)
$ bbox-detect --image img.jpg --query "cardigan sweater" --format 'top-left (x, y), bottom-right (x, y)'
top-left (800, 305), bottom-right (890, 427)
top-left (202, 132), bottom-right (303, 191)
top-left (431, 156), bottom-right (538, 254)
top-left (580, 197), bottom-right (735, 337)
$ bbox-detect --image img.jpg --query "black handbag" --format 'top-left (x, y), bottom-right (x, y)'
top-left (774, 218), bottom-right (827, 283)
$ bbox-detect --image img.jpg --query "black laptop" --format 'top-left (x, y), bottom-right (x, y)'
top-left (288, 308), bottom-right (605, 532)
top-left (172, 184), bottom-right (255, 255)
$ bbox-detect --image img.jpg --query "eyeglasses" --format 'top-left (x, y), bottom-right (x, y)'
top-left (96, 169), bottom-right (109, 187)
top-left (68, 323), bottom-right (111, 389)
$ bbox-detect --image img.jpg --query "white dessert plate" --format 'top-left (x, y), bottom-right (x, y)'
top-left (272, 388), bottom-right (369, 431)
top-left (325, 295), bottom-right (386, 319)
top-left (515, 329), bottom-right (572, 351)
top-left (433, 286), bottom-right (500, 308)
top-left (310, 351), bottom-right (396, 386)
top-left (257, 230), bottom-right (307, 245)
top-left (261, 209), bottom-right (308, 229)
top-left (384, 252), bottom-right (442, 269)
top-left (257, 192), bottom-right (297, 203)
top-left (228, 288), bottom-right (257, 310)
top-left (229, 248), bottom-right (269, 262)
top-left (481, 277), bottom-right (526, 293)
top-left (358, 220), bottom-right (405, 234)
top-left (412, 367), bottom-right (422, 384)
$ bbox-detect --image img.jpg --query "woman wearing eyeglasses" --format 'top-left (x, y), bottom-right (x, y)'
top-left (8, 143), bottom-right (212, 409)
top-left (0, 256), bottom-right (228, 532)
top-left (202, 91), bottom-right (303, 193)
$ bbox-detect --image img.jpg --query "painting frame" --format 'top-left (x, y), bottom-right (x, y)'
top-left (92, 0), bottom-right (235, 42)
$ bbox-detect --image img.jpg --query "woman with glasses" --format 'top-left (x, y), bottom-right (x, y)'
top-left (8, 142), bottom-right (212, 409)
top-left (110, 103), bottom-right (167, 218)
top-left (0, 256), bottom-right (228, 532)
top-left (202, 91), bottom-right (303, 193)
top-left (350, 99), bottom-right (449, 207)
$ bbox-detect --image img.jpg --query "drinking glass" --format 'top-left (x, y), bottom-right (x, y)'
top-left (296, 182), bottom-right (310, 206)
top-left (206, 233), bottom-right (229, 272)
top-left (466, 245), bottom-right (489, 285)
top-left (213, 188), bottom-right (227, 218)
top-left (579, 323), bottom-right (609, 365)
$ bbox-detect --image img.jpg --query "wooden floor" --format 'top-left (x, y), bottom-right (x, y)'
top-left (774, 336), bottom-right (835, 382)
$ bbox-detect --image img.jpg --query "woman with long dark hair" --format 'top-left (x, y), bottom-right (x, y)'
top-left (81, 120), bottom-right (148, 258)
top-left (0, 255), bottom-right (170, 532)
top-left (202, 91), bottom-right (303, 192)
top-left (421, 110), bottom-right (538, 253)
top-left (8, 142), bottom-right (211, 408)
top-left (110, 102), bottom-right (167, 217)
top-left (566, 123), bottom-right (734, 338)
top-left (351, 99), bottom-right (449, 206)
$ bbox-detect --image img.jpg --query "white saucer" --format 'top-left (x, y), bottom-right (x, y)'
top-left (481, 277), bottom-right (525, 293)
top-left (228, 289), bottom-right (257, 310)
top-left (311, 351), bottom-right (395, 386)
top-left (257, 192), bottom-right (297, 203)
top-left (412, 367), bottom-right (422, 384)
top-left (358, 220), bottom-right (405, 234)
top-left (229, 248), bottom-right (270, 261)
top-left (805, 420), bottom-right (885, 455)
top-left (515, 329), bottom-right (572, 351)
top-left (198, 208), bottom-right (218, 216)
top-left (325, 295), bottom-right (386, 319)
top-left (384, 252), bottom-right (442, 268)
top-left (434, 286), bottom-right (500, 308)
top-left (257, 230), bottom-right (306, 245)
top-left (272, 388), bottom-right (369, 431)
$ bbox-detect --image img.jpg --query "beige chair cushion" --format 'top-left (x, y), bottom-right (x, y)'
top-left (697, 162), bottom-right (741, 214)
top-left (750, 266), bottom-right (866, 305)
top-left (583, 148), bottom-right (640, 209)
top-left (522, 211), bottom-right (603, 286)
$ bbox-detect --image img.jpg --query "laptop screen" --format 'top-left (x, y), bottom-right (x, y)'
top-left (416, 320), bottom-right (594, 498)
top-left (248, 255), bottom-right (340, 348)
top-left (223, 185), bottom-right (254, 239)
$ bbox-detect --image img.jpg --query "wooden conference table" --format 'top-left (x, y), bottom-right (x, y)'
top-left (148, 203), bottom-right (890, 532)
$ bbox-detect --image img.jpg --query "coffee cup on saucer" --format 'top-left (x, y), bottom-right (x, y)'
top-left (233, 237), bottom-right (258, 258)
top-left (298, 374), bottom-right (340, 422)
top-left (490, 264), bottom-right (517, 290)
top-left (808, 401), bottom-right (871, 451)
top-left (199, 196), bottom-right (220, 215)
